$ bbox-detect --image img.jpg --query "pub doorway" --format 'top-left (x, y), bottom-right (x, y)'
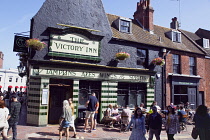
top-left (48, 79), bottom-right (73, 124)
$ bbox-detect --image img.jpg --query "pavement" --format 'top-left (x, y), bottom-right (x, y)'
top-left (2, 104), bottom-right (195, 140)
top-left (3, 123), bottom-right (194, 140)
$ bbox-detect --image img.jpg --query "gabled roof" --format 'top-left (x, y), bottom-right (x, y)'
top-left (181, 29), bottom-right (210, 56)
top-left (106, 13), bottom-right (206, 55)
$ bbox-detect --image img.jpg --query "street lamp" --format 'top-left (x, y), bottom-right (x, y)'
top-left (17, 63), bottom-right (26, 77)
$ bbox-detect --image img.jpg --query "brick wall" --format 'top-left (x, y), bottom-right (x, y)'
top-left (205, 58), bottom-right (210, 106)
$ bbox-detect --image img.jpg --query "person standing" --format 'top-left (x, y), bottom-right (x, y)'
top-left (8, 95), bottom-right (21, 140)
top-left (147, 106), bottom-right (162, 140)
top-left (150, 101), bottom-right (161, 112)
top-left (165, 105), bottom-right (180, 140)
top-left (93, 101), bottom-right (99, 131)
top-left (83, 92), bottom-right (98, 133)
top-left (126, 108), bottom-right (146, 140)
top-left (0, 100), bottom-right (9, 140)
top-left (193, 105), bottom-right (210, 140)
top-left (68, 98), bottom-right (77, 138)
top-left (59, 100), bottom-right (72, 140)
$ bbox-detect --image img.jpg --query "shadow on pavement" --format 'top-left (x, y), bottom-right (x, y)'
top-left (28, 138), bottom-right (53, 140)
top-left (36, 132), bottom-right (58, 137)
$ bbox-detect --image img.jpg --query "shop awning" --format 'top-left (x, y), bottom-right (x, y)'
top-left (8, 85), bottom-right (13, 88)
top-left (0, 85), bottom-right (2, 88)
top-left (15, 86), bottom-right (19, 88)
top-left (20, 86), bottom-right (23, 88)
top-left (23, 86), bottom-right (26, 88)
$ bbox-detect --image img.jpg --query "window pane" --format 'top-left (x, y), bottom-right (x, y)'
top-left (137, 49), bottom-right (147, 66)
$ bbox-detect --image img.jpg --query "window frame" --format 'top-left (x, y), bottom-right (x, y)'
top-left (172, 31), bottom-right (181, 42)
top-left (136, 48), bottom-right (147, 67)
top-left (189, 57), bottom-right (196, 75)
top-left (9, 77), bottom-right (12, 82)
top-left (203, 38), bottom-right (209, 48)
top-left (173, 54), bottom-right (180, 74)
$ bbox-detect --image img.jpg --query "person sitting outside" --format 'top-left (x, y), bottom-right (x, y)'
top-left (150, 101), bottom-right (161, 113)
top-left (178, 106), bottom-right (187, 123)
top-left (121, 105), bottom-right (132, 122)
top-left (140, 103), bottom-right (146, 112)
top-left (109, 104), bottom-right (121, 127)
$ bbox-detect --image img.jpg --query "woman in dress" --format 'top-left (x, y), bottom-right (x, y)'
top-left (193, 105), bottom-right (210, 140)
top-left (165, 105), bottom-right (180, 140)
top-left (68, 98), bottom-right (77, 138)
top-left (126, 107), bottom-right (146, 140)
top-left (0, 100), bottom-right (9, 140)
top-left (59, 100), bottom-right (72, 140)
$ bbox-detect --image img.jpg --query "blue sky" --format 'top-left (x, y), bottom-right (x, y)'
top-left (1, 0), bottom-right (210, 70)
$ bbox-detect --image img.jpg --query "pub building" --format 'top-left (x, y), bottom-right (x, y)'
top-left (24, 0), bottom-right (207, 126)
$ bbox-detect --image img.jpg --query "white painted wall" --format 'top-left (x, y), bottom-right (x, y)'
top-left (0, 68), bottom-right (27, 92)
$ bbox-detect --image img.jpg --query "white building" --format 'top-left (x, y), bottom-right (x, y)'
top-left (0, 68), bottom-right (27, 92)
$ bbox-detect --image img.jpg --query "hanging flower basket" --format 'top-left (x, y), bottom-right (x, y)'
top-left (152, 57), bottom-right (165, 66)
top-left (115, 52), bottom-right (130, 60)
top-left (26, 38), bottom-right (47, 51)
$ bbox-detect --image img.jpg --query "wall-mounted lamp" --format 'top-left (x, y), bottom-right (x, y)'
top-left (17, 63), bottom-right (26, 77)
top-left (162, 48), bottom-right (167, 53)
top-left (43, 83), bottom-right (49, 88)
top-left (156, 73), bottom-right (161, 78)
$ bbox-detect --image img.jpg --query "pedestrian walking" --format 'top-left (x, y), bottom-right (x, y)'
top-left (193, 105), bottom-right (210, 140)
top-left (147, 106), bottom-right (162, 140)
top-left (0, 100), bottom-right (9, 140)
top-left (59, 100), bottom-right (72, 140)
top-left (83, 92), bottom-right (98, 133)
top-left (8, 95), bottom-right (21, 140)
top-left (68, 98), bottom-right (77, 138)
top-left (165, 105), bottom-right (180, 140)
top-left (126, 107), bottom-right (146, 140)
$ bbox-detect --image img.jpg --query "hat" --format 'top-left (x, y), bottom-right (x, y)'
top-left (11, 94), bottom-right (18, 98)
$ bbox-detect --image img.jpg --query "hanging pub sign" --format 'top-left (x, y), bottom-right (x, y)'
top-left (13, 35), bottom-right (29, 53)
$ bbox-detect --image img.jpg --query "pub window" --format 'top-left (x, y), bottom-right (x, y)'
top-left (0, 77), bottom-right (1, 82)
top-left (9, 77), bottom-right (12, 82)
top-left (173, 54), bottom-right (180, 74)
top-left (137, 49), bottom-right (147, 67)
top-left (189, 57), bottom-right (196, 75)
top-left (16, 78), bottom-right (18, 82)
top-left (117, 82), bottom-right (146, 108)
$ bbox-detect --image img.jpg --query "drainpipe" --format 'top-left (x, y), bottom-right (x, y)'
top-left (162, 49), bottom-right (170, 109)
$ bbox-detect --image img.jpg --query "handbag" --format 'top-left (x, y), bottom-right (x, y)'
top-left (191, 127), bottom-right (198, 139)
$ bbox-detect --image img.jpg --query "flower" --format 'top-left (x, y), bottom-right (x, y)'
top-left (152, 57), bottom-right (165, 66)
top-left (115, 52), bottom-right (130, 60)
top-left (26, 38), bottom-right (47, 51)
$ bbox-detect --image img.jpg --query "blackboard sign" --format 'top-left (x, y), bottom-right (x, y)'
top-left (13, 35), bottom-right (29, 53)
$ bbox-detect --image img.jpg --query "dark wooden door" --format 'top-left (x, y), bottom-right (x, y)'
top-left (188, 87), bottom-right (197, 109)
top-left (48, 86), bottom-right (70, 124)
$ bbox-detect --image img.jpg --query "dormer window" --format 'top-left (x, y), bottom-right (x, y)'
top-left (114, 17), bottom-right (132, 33)
top-left (172, 31), bottom-right (181, 42)
top-left (166, 30), bottom-right (181, 43)
top-left (203, 38), bottom-right (209, 48)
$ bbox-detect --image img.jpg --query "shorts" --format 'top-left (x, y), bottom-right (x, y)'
top-left (85, 111), bottom-right (95, 119)
top-left (94, 113), bottom-right (98, 120)
top-left (0, 122), bottom-right (9, 135)
top-left (61, 120), bottom-right (70, 128)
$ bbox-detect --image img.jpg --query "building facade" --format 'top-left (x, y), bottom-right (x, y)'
top-left (0, 68), bottom-right (27, 92)
top-left (23, 0), bottom-right (209, 126)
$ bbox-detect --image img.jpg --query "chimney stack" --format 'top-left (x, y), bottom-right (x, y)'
top-left (170, 17), bottom-right (179, 29)
top-left (133, 0), bottom-right (154, 32)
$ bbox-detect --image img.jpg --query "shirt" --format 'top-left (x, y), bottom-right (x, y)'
top-left (9, 101), bottom-right (21, 124)
top-left (87, 95), bottom-right (98, 111)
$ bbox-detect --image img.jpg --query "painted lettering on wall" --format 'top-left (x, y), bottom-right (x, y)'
top-left (32, 68), bottom-right (150, 83)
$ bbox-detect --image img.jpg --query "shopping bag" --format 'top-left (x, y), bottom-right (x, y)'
top-left (191, 127), bottom-right (198, 139)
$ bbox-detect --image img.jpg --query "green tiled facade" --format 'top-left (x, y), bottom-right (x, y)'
top-left (27, 78), bottom-right (49, 126)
